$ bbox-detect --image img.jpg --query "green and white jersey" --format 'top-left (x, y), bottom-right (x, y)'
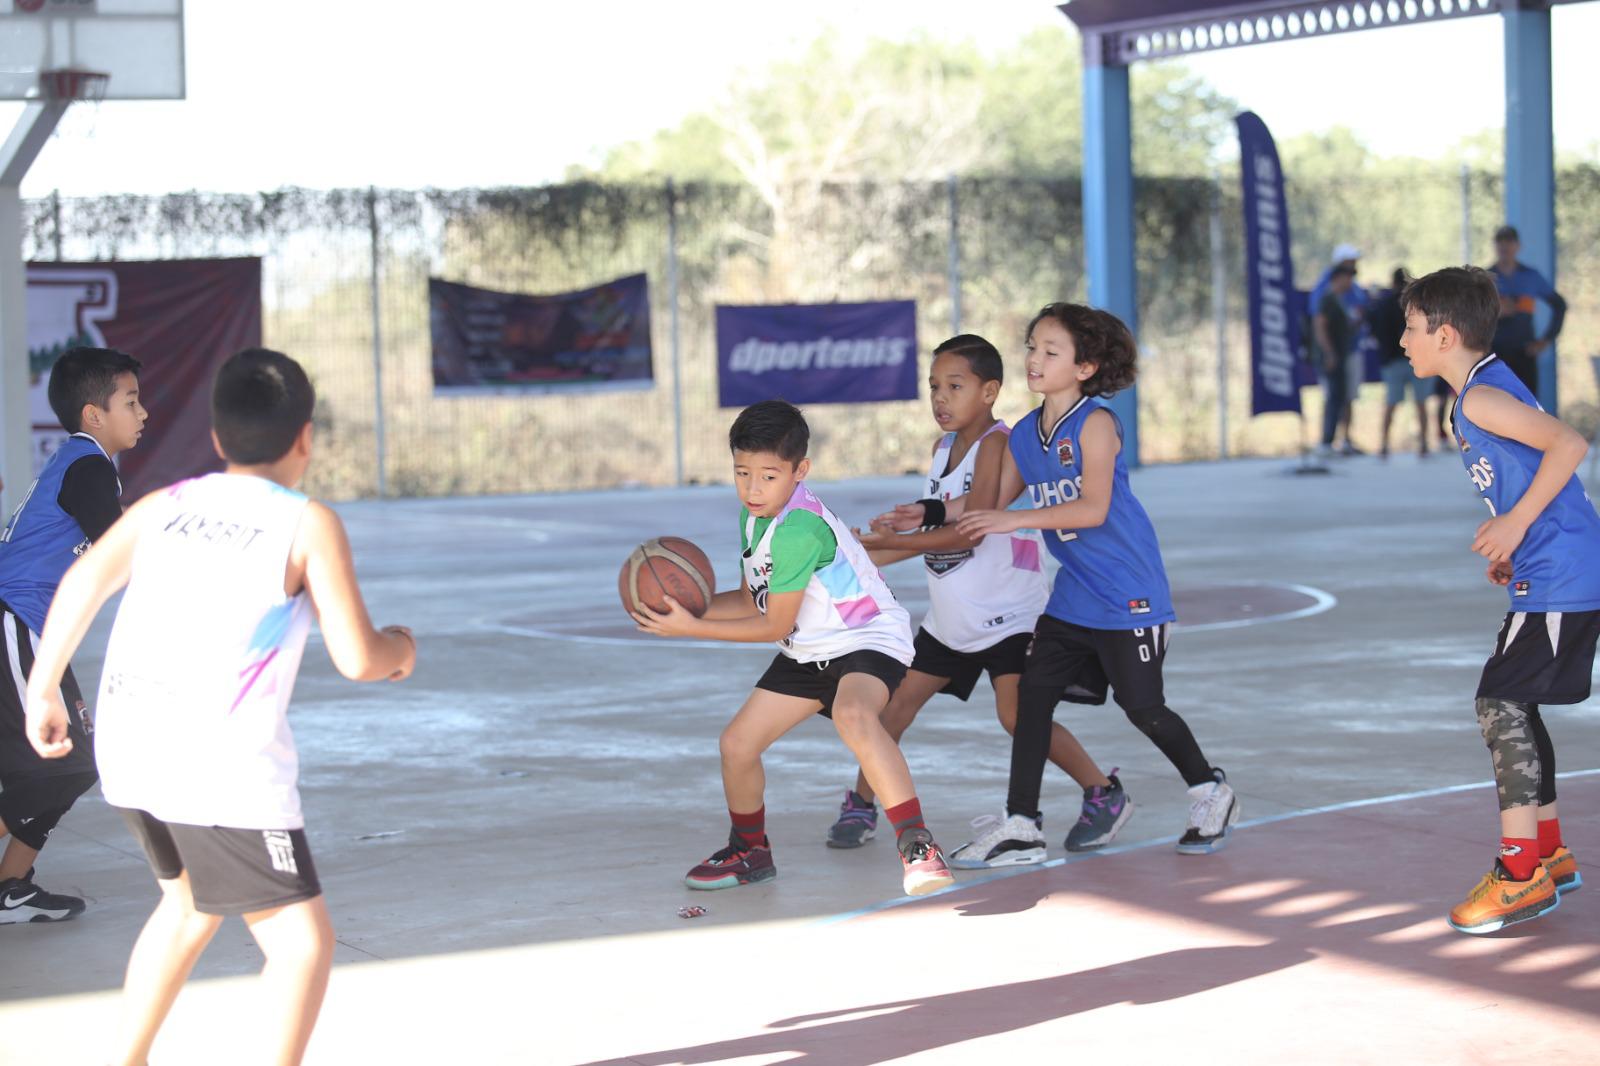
top-left (740, 482), bottom-right (913, 664)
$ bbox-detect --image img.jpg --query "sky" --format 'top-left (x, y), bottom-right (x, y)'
top-left (4, 0), bottom-right (1598, 197)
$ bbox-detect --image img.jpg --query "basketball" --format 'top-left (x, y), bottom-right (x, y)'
top-left (619, 537), bottom-right (716, 618)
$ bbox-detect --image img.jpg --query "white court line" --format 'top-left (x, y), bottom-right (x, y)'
top-left (816, 767), bottom-right (1600, 925)
top-left (486, 581), bottom-right (1338, 648)
top-left (1177, 582), bottom-right (1337, 633)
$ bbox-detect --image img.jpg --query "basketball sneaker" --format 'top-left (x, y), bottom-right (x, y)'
top-left (898, 830), bottom-right (955, 896)
top-left (1064, 770), bottom-right (1135, 853)
top-left (948, 813), bottom-right (1047, 869)
top-left (684, 831), bottom-right (776, 891)
top-left (1176, 770), bottom-right (1240, 855)
top-left (0, 870), bottom-right (86, 924)
top-left (825, 790), bottom-right (877, 849)
top-left (1448, 859), bottom-right (1559, 935)
top-left (1542, 846), bottom-right (1582, 896)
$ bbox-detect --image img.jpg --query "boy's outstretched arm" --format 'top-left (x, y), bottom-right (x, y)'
top-left (957, 409), bottom-right (1117, 537)
top-left (634, 587), bottom-right (804, 644)
top-left (859, 433), bottom-right (1015, 554)
top-left (1464, 385), bottom-right (1589, 563)
top-left (296, 502), bottom-right (415, 682)
top-left (25, 496), bottom-right (152, 757)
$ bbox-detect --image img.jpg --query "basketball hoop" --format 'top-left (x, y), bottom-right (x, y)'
top-left (38, 68), bottom-right (110, 103)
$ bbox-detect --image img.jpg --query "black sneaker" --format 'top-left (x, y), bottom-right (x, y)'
top-left (684, 830), bottom-right (777, 890)
top-left (825, 790), bottom-right (878, 849)
top-left (0, 871), bottom-right (86, 924)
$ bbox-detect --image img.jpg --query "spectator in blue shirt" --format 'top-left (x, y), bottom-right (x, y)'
top-left (1310, 243), bottom-right (1370, 454)
top-left (1489, 224), bottom-right (1567, 397)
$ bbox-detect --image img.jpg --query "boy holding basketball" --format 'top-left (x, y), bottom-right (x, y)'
top-left (26, 349), bottom-right (415, 1066)
top-left (1400, 266), bottom-right (1592, 934)
top-left (633, 399), bottom-right (954, 896)
top-left (844, 335), bottom-right (1121, 862)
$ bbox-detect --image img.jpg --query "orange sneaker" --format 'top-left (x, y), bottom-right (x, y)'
top-left (1447, 860), bottom-right (1559, 935)
top-left (1542, 846), bottom-right (1582, 896)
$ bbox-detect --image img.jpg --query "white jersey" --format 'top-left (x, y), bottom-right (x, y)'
top-left (920, 423), bottom-right (1048, 653)
top-left (96, 474), bottom-right (315, 830)
top-left (742, 483), bottom-right (914, 665)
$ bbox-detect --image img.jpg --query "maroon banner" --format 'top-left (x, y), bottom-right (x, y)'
top-left (27, 258), bottom-right (263, 500)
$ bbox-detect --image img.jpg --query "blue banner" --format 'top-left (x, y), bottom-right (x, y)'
top-left (1236, 112), bottom-right (1303, 415)
top-left (716, 300), bottom-right (918, 408)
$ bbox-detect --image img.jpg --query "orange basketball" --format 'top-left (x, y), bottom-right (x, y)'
top-left (619, 536), bottom-right (716, 618)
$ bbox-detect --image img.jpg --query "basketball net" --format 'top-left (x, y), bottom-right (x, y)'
top-left (39, 67), bottom-right (109, 141)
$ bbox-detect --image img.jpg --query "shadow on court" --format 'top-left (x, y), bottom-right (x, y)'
top-left (578, 944), bottom-right (1316, 1066)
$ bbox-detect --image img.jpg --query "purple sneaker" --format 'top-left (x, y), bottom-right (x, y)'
top-left (1063, 770), bottom-right (1134, 852)
top-left (825, 790), bottom-right (877, 849)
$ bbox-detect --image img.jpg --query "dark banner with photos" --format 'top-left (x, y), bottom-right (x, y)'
top-left (430, 273), bottom-right (654, 394)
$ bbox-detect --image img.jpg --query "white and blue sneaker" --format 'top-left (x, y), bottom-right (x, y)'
top-left (948, 813), bottom-right (1047, 869)
top-left (1175, 770), bottom-right (1240, 855)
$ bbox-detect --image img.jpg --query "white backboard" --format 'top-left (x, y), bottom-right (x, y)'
top-left (0, 0), bottom-right (184, 100)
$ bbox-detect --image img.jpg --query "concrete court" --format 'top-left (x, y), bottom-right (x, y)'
top-left (3, 450), bottom-right (1598, 1064)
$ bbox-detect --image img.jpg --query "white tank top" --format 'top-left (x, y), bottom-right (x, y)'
top-left (920, 423), bottom-right (1049, 653)
top-left (743, 483), bottom-right (914, 665)
top-left (96, 474), bottom-right (315, 830)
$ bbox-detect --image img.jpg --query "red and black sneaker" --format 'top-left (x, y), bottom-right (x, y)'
top-left (684, 830), bottom-right (777, 891)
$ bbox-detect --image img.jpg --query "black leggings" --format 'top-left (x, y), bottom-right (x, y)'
top-left (1005, 684), bottom-right (1214, 819)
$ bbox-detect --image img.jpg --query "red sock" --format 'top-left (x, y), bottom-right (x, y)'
top-left (1537, 818), bottom-right (1564, 859)
top-left (730, 807), bottom-right (765, 849)
top-left (885, 798), bottom-right (926, 844)
top-left (1500, 836), bottom-right (1540, 881)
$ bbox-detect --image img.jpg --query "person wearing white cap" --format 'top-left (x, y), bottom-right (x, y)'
top-left (1310, 244), bottom-right (1371, 455)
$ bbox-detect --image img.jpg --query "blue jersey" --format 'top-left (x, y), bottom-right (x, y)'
top-left (1011, 399), bottom-right (1174, 630)
top-left (1453, 354), bottom-right (1600, 612)
top-left (0, 435), bottom-right (117, 633)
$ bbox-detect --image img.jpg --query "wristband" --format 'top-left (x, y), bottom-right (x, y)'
top-left (917, 498), bottom-right (946, 527)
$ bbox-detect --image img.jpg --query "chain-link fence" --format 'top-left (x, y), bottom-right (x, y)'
top-left (23, 166), bottom-right (1600, 499)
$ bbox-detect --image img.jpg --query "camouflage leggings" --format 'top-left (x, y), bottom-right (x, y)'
top-left (1474, 698), bottom-right (1558, 811)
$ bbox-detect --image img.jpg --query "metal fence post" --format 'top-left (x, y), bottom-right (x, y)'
top-left (947, 173), bottom-right (962, 335)
top-left (666, 179), bottom-right (685, 487)
top-left (1460, 163), bottom-right (1471, 264)
top-left (366, 186), bottom-right (388, 498)
top-left (1210, 173), bottom-right (1228, 460)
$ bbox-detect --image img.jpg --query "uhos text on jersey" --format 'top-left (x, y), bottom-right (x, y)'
top-left (1028, 478), bottom-right (1082, 542)
top-left (727, 336), bottom-right (911, 374)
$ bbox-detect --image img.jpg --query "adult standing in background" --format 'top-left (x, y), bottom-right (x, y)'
top-left (1314, 263), bottom-right (1359, 459)
top-left (1310, 243), bottom-right (1370, 454)
top-left (1489, 225), bottom-right (1567, 397)
top-left (1369, 268), bottom-right (1429, 458)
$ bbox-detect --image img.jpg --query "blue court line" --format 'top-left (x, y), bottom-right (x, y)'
top-left (814, 767), bottom-right (1600, 926)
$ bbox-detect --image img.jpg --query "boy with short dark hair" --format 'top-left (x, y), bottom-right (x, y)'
top-left (633, 399), bottom-right (954, 896)
top-left (1401, 265), bottom-right (1593, 934)
top-left (0, 345), bottom-right (145, 922)
top-left (26, 348), bottom-right (416, 1065)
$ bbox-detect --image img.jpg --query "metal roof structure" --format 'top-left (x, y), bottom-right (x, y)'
top-left (1052, 0), bottom-right (1587, 460)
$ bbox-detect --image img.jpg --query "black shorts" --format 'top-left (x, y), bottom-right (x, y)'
top-left (0, 770), bottom-right (97, 850)
top-left (0, 602), bottom-right (96, 780)
top-left (755, 650), bottom-right (907, 718)
top-left (119, 808), bottom-right (322, 916)
top-left (910, 628), bottom-right (1031, 701)
top-left (1021, 614), bottom-right (1170, 710)
top-left (1477, 610), bottom-right (1600, 705)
